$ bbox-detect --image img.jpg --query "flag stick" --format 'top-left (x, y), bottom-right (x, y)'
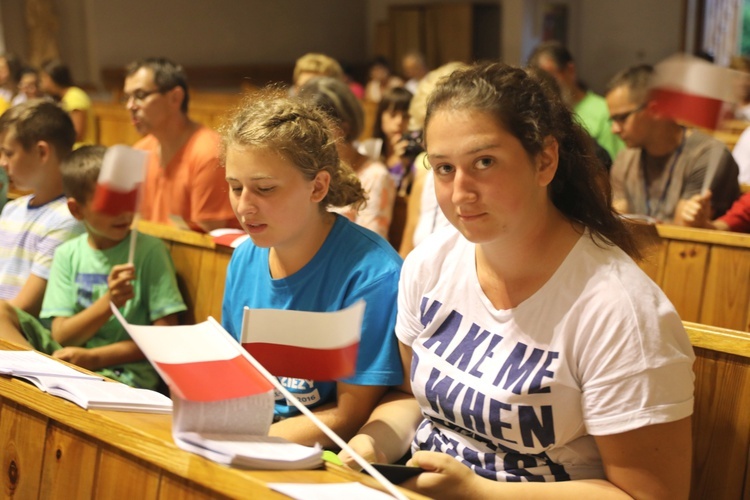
top-left (208, 317), bottom-right (409, 500)
top-left (128, 222), bottom-right (138, 265)
top-left (701, 146), bottom-right (724, 195)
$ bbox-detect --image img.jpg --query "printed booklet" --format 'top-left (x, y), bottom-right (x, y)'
top-left (0, 349), bottom-right (172, 413)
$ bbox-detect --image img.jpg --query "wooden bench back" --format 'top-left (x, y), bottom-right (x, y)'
top-left (136, 220), bottom-right (230, 323)
top-left (632, 223), bottom-right (750, 332)
top-left (685, 321), bottom-right (750, 499)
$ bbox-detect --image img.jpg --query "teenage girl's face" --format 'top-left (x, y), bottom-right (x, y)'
top-left (381, 109), bottom-right (408, 138)
top-left (426, 108), bottom-right (557, 245)
top-left (225, 145), bottom-right (329, 250)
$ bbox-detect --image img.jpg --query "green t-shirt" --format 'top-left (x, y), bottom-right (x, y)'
top-left (41, 232), bottom-right (187, 388)
top-left (575, 90), bottom-right (625, 162)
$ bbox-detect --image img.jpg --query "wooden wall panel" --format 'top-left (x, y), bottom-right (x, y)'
top-left (0, 402), bottom-right (47, 499)
top-left (95, 449), bottom-right (160, 499)
top-left (700, 246), bottom-right (750, 331)
top-left (40, 425), bottom-right (98, 499)
top-left (659, 241), bottom-right (709, 322)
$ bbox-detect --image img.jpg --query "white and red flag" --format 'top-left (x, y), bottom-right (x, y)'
top-left (92, 145), bottom-right (148, 216)
top-left (241, 301), bottom-right (365, 381)
top-left (110, 305), bottom-right (273, 402)
top-left (650, 53), bottom-right (742, 130)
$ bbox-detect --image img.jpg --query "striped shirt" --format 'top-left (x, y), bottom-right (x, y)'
top-left (0, 195), bottom-right (84, 299)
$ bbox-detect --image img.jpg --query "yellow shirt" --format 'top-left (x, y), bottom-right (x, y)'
top-left (61, 86), bottom-right (97, 147)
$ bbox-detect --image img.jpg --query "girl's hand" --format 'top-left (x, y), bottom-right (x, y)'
top-left (403, 451), bottom-right (480, 499)
top-left (338, 434), bottom-right (388, 470)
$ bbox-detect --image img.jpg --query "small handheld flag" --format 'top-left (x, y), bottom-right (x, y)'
top-left (650, 53), bottom-right (742, 130)
top-left (92, 145), bottom-right (148, 216)
top-left (241, 301), bottom-right (364, 381)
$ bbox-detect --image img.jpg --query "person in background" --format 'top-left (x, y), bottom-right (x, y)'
top-left (291, 53), bottom-right (344, 94)
top-left (124, 57), bottom-right (237, 232)
top-left (12, 66), bottom-right (45, 105)
top-left (40, 59), bottom-right (96, 147)
top-left (342, 64), bottom-right (365, 100)
top-left (220, 90), bottom-right (403, 447)
top-left (0, 146), bottom-right (185, 389)
top-left (528, 41), bottom-right (624, 163)
top-left (402, 52), bottom-right (429, 95)
top-left (341, 62), bottom-right (694, 499)
top-left (606, 64), bottom-right (740, 223)
top-left (0, 53), bottom-right (21, 105)
top-left (0, 100), bottom-right (83, 315)
top-left (371, 87), bottom-right (415, 191)
top-left (364, 56), bottom-right (404, 103)
top-left (678, 189), bottom-right (750, 232)
top-left (299, 76), bottom-right (396, 239)
top-left (399, 62), bottom-right (467, 258)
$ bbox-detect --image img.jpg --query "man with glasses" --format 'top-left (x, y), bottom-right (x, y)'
top-left (528, 41), bottom-right (624, 164)
top-left (606, 64), bottom-right (740, 223)
top-left (123, 57), bottom-right (237, 232)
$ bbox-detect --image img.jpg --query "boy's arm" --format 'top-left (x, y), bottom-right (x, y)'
top-left (52, 313), bottom-right (180, 371)
top-left (53, 340), bottom-right (144, 371)
top-left (51, 264), bottom-right (135, 346)
top-left (8, 274), bottom-right (48, 316)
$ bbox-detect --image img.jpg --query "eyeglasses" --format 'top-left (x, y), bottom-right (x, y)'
top-left (121, 89), bottom-right (164, 105)
top-left (609, 103), bottom-right (646, 126)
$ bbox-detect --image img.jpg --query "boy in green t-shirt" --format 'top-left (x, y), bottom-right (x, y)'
top-left (0, 145), bottom-right (186, 388)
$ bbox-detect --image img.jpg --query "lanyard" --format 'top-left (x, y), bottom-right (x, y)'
top-left (642, 128), bottom-right (686, 217)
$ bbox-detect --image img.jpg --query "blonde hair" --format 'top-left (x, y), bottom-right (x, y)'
top-left (408, 61), bottom-right (467, 131)
top-left (221, 89), bottom-right (365, 210)
top-left (293, 53), bottom-right (344, 85)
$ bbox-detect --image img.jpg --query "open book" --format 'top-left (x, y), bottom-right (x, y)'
top-left (0, 350), bottom-right (172, 413)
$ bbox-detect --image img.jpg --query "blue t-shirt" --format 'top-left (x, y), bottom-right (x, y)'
top-left (222, 215), bottom-right (404, 418)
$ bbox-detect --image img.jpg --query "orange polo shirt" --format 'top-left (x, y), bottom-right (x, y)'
top-left (135, 126), bottom-right (238, 232)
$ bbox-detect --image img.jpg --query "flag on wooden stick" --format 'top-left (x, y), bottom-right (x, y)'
top-left (649, 53), bottom-right (742, 130)
top-left (241, 301), bottom-right (364, 381)
top-left (110, 306), bottom-right (274, 402)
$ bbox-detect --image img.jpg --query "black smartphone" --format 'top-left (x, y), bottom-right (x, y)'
top-left (367, 463), bottom-right (423, 484)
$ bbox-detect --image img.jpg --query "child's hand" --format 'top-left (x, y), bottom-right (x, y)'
top-left (108, 263), bottom-right (135, 308)
top-left (53, 346), bottom-right (97, 370)
top-left (679, 190), bottom-right (713, 228)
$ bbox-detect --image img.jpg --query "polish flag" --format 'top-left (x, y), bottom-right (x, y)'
top-left (241, 301), bottom-right (365, 381)
top-left (92, 145), bottom-right (148, 216)
top-left (110, 305), bottom-right (273, 402)
top-left (210, 228), bottom-right (250, 248)
top-left (649, 54), bottom-right (742, 130)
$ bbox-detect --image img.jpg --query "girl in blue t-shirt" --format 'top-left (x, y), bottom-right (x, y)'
top-left (220, 90), bottom-right (404, 447)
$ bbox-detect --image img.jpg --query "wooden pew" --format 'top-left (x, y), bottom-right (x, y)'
top-left (0, 340), bottom-right (424, 499)
top-left (685, 321), bottom-right (750, 500)
top-left (633, 223), bottom-right (750, 332)
top-left (93, 91), bottom-right (377, 147)
top-left (136, 220), bottom-right (230, 323)
top-left (93, 92), bottom-right (247, 147)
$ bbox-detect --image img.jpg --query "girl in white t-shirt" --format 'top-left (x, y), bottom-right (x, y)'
top-left (341, 62), bottom-right (695, 499)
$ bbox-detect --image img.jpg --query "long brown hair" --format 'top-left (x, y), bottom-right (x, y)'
top-left (425, 62), bottom-right (641, 259)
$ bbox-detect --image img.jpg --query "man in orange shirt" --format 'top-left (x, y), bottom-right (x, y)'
top-left (123, 58), bottom-right (237, 232)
